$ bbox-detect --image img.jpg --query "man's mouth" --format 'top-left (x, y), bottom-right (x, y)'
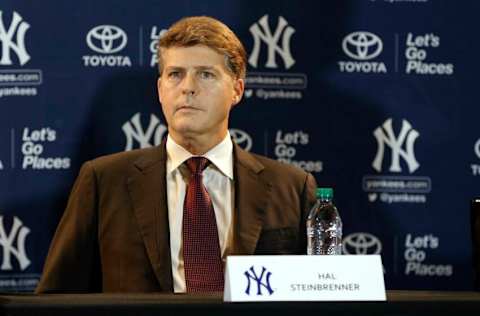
top-left (176, 105), bottom-right (200, 113)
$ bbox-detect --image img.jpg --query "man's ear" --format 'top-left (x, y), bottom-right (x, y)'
top-left (232, 78), bottom-right (245, 107)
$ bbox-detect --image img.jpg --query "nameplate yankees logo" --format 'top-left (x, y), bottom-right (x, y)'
top-left (372, 118), bottom-right (420, 173)
top-left (0, 11), bottom-right (31, 66)
top-left (122, 113), bottom-right (167, 150)
top-left (244, 265), bottom-right (274, 295)
top-left (249, 15), bottom-right (295, 69)
top-left (0, 215), bottom-right (31, 271)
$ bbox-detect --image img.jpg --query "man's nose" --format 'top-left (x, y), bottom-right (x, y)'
top-left (181, 72), bottom-right (197, 96)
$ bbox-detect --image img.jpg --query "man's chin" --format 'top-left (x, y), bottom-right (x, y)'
top-left (169, 124), bottom-right (203, 138)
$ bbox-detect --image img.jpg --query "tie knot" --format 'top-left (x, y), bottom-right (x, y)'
top-left (186, 157), bottom-right (209, 175)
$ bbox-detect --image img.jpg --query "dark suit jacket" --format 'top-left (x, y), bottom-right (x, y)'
top-left (36, 144), bottom-right (317, 293)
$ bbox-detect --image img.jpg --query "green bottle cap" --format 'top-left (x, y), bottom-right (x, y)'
top-left (316, 187), bottom-right (333, 200)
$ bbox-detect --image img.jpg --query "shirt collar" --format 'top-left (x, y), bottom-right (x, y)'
top-left (166, 132), bottom-right (234, 179)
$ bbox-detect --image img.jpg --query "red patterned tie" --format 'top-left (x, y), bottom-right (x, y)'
top-left (183, 157), bottom-right (224, 292)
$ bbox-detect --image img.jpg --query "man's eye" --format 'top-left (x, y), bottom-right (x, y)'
top-left (168, 71), bottom-right (180, 79)
top-left (200, 71), bottom-right (215, 79)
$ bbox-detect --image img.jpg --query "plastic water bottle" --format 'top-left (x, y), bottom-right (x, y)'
top-left (306, 187), bottom-right (343, 255)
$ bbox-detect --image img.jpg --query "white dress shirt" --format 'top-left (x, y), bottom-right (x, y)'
top-left (166, 132), bottom-right (234, 293)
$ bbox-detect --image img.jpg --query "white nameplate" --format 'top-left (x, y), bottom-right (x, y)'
top-left (224, 255), bottom-right (386, 302)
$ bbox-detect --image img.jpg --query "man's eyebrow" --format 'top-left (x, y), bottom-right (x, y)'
top-left (195, 66), bottom-right (217, 70)
top-left (165, 65), bottom-right (219, 70)
top-left (195, 66), bottom-right (222, 74)
top-left (164, 65), bottom-right (221, 76)
top-left (164, 66), bottom-right (184, 71)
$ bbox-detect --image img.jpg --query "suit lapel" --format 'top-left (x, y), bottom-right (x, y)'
top-left (126, 145), bottom-right (173, 291)
top-left (232, 144), bottom-right (272, 254)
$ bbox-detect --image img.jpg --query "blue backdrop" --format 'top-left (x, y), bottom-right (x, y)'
top-left (0, 0), bottom-right (478, 292)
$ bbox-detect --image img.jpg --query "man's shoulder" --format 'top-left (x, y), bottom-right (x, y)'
top-left (86, 146), bottom-right (164, 173)
top-left (238, 149), bottom-right (309, 181)
top-left (237, 149), bottom-right (317, 203)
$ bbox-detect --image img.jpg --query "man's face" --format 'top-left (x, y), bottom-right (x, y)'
top-left (157, 45), bottom-right (244, 144)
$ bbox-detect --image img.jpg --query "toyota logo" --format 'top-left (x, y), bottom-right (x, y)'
top-left (342, 32), bottom-right (383, 60)
top-left (342, 232), bottom-right (382, 255)
top-left (475, 139), bottom-right (480, 159)
top-left (229, 129), bottom-right (252, 152)
top-left (86, 25), bottom-right (127, 54)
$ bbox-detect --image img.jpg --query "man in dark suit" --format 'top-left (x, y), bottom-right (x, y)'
top-left (36, 16), bottom-right (317, 293)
